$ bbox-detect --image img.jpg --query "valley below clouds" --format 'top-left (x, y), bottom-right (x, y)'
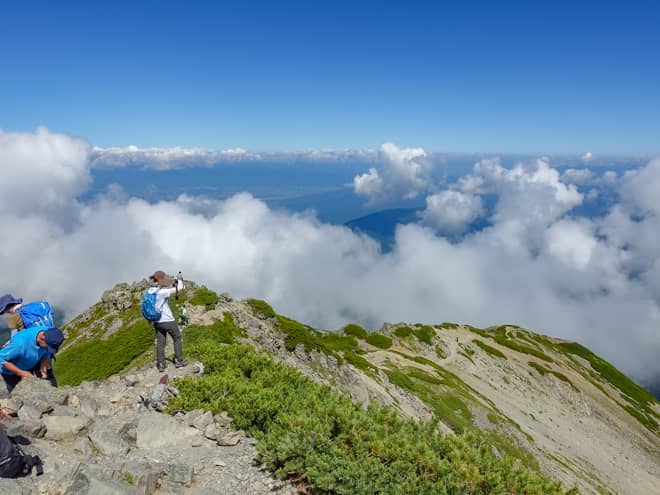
top-left (2, 127), bottom-right (660, 391)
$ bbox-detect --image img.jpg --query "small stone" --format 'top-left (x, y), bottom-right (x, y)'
top-left (43, 415), bottom-right (91, 440)
top-left (123, 374), bottom-right (140, 387)
top-left (68, 395), bottom-right (81, 409)
top-left (203, 423), bottom-right (221, 440)
top-left (17, 402), bottom-right (43, 420)
top-left (73, 436), bottom-right (93, 456)
top-left (165, 463), bottom-right (193, 485)
top-left (80, 397), bottom-right (99, 418)
top-left (217, 432), bottom-right (241, 446)
top-left (192, 411), bottom-right (213, 431)
top-left (191, 438), bottom-right (203, 447)
top-left (6, 419), bottom-right (46, 438)
top-left (183, 409), bottom-right (204, 426)
top-left (214, 411), bottom-right (233, 427)
top-left (213, 459), bottom-right (226, 467)
top-left (89, 424), bottom-right (130, 456)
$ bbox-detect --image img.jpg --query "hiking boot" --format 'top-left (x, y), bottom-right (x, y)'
top-left (157, 364), bottom-right (167, 372)
top-left (174, 360), bottom-right (187, 368)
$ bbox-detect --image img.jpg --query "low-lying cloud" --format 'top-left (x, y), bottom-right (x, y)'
top-left (90, 145), bottom-right (379, 170)
top-left (2, 128), bottom-right (660, 389)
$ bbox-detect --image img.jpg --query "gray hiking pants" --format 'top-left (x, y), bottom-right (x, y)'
top-left (154, 321), bottom-right (183, 368)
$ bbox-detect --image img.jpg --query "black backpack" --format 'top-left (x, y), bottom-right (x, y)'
top-left (0, 429), bottom-right (43, 478)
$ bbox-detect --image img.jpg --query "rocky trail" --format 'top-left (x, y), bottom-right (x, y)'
top-left (0, 361), bottom-right (295, 495)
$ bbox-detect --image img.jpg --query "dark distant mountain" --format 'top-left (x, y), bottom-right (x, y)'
top-left (344, 207), bottom-right (423, 250)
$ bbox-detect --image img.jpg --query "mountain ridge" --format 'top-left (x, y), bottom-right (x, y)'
top-left (5, 279), bottom-right (657, 494)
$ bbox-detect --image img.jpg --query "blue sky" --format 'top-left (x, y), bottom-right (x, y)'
top-left (1, 0), bottom-right (659, 153)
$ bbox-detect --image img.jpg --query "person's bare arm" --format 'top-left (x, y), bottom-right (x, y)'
top-left (2, 361), bottom-right (33, 378)
top-left (39, 357), bottom-right (50, 378)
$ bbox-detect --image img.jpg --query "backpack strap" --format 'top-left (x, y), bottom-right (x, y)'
top-left (22, 455), bottom-right (43, 476)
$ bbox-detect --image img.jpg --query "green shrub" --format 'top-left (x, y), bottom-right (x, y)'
top-left (170, 343), bottom-right (572, 494)
top-left (276, 315), bottom-right (320, 352)
top-left (55, 318), bottom-right (155, 386)
top-left (528, 361), bottom-right (548, 376)
top-left (247, 299), bottom-right (277, 319)
top-left (474, 339), bottom-right (506, 359)
top-left (495, 336), bottom-right (554, 362)
top-left (557, 342), bottom-right (656, 407)
top-left (320, 333), bottom-right (359, 353)
top-left (557, 342), bottom-right (658, 433)
top-left (413, 325), bottom-right (435, 345)
top-left (182, 313), bottom-right (244, 349)
top-left (343, 324), bottom-right (367, 339)
top-left (435, 345), bottom-right (447, 359)
top-left (394, 326), bottom-right (413, 338)
top-left (366, 333), bottom-right (393, 349)
top-left (438, 322), bottom-right (460, 329)
top-left (343, 351), bottom-right (377, 374)
top-left (189, 286), bottom-right (219, 310)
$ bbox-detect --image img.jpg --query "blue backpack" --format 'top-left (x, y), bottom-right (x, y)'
top-left (18, 302), bottom-right (54, 328)
top-left (141, 291), bottom-right (164, 322)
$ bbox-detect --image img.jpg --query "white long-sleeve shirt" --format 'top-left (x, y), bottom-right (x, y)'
top-left (147, 279), bottom-right (184, 323)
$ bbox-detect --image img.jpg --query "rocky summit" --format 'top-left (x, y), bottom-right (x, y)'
top-left (0, 279), bottom-right (658, 495)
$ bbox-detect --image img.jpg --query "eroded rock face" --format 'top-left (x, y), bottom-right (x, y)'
top-left (0, 363), bottom-right (294, 495)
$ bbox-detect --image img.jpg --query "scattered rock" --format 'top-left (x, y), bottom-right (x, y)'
top-left (5, 418), bottom-right (46, 438)
top-left (88, 423), bottom-right (130, 456)
top-left (17, 401), bottom-right (43, 420)
top-left (192, 411), bottom-right (214, 431)
top-left (43, 415), bottom-right (91, 440)
top-left (214, 411), bottom-right (233, 427)
top-left (203, 423), bottom-right (222, 441)
top-left (184, 409), bottom-right (205, 426)
top-left (136, 412), bottom-right (200, 449)
top-left (217, 432), bottom-right (242, 446)
top-left (123, 374), bottom-right (140, 387)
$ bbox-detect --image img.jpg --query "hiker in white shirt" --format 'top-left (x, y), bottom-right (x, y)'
top-left (147, 271), bottom-right (186, 372)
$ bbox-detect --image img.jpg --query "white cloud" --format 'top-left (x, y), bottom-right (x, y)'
top-left (353, 142), bottom-right (430, 203)
top-left (0, 127), bottom-right (91, 219)
top-left (419, 190), bottom-right (483, 234)
top-left (2, 129), bottom-right (660, 389)
top-left (581, 151), bottom-right (593, 162)
top-left (562, 168), bottom-right (595, 185)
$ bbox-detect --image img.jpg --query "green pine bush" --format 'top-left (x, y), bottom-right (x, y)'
top-left (366, 333), bottom-right (393, 349)
top-left (169, 343), bottom-right (575, 495)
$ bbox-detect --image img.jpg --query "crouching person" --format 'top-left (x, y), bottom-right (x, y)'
top-left (0, 327), bottom-right (64, 393)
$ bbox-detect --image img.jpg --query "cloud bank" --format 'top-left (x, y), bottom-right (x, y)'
top-left (2, 128), bottom-right (660, 389)
top-left (90, 145), bottom-right (378, 170)
top-left (353, 143), bottom-right (431, 203)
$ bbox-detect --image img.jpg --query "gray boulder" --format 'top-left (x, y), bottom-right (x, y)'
top-left (43, 415), bottom-right (91, 440)
top-left (192, 411), bottom-right (214, 431)
top-left (88, 423), bottom-right (130, 456)
top-left (136, 412), bottom-right (200, 449)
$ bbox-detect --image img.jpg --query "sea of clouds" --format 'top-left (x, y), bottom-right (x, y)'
top-left (2, 127), bottom-right (659, 389)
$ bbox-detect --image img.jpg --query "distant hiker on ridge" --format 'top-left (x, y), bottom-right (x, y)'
top-left (0, 326), bottom-right (64, 393)
top-left (142, 271), bottom-right (186, 372)
top-left (0, 294), bottom-right (55, 339)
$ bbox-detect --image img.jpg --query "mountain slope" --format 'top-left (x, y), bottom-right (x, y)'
top-left (51, 280), bottom-right (659, 494)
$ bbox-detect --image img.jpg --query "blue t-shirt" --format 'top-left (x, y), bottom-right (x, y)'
top-left (0, 326), bottom-right (50, 375)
